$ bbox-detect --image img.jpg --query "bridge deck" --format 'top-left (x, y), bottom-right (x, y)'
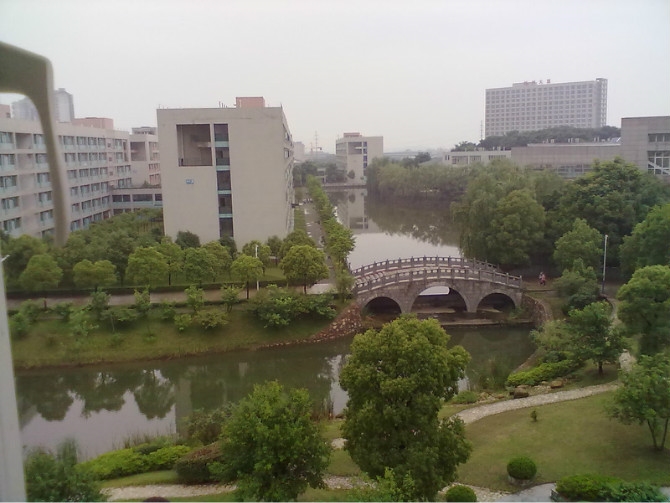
top-left (353, 257), bottom-right (522, 295)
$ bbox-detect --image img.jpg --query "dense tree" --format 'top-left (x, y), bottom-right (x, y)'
top-left (19, 253), bottom-right (63, 291)
top-left (553, 218), bottom-right (603, 271)
top-left (72, 259), bottom-right (117, 290)
top-left (608, 354), bottom-right (670, 451)
top-left (340, 316), bottom-right (472, 500)
top-left (203, 241), bottom-right (232, 280)
top-left (554, 258), bottom-right (600, 312)
top-left (616, 265), bottom-right (670, 355)
top-left (292, 161), bottom-right (319, 187)
top-left (241, 240), bottom-right (271, 272)
top-left (125, 247), bottom-right (168, 288)
top-left (218, 235), bottom-right (237, 258)
top-left (279, 229), bottom-right (316, 259)
top-left (156, 237), bottom-right (183, 286)
top-left (231, 254), bottom-right (264, 299)
top-left (213, 381), bottom-right (330, 501)
top-left (175, 230), bottom-right (201, 249)
top-left (182, 247), bottom-right (216, 286)
top-left (280, 245), bottom-right (329, 294)
top-left (266, 235), bottom-right (283, 265)
top-left (485, 189), bottom-right (546, 267)
top-left (478, 125), bottom-right (621, 150)
top-left (1, 234), bottom-right (48, 288)
top-left (220, 286), bottom-right (241, 313)
top-left (452, 141), bottom-right (477, 152)
top-left (556, 158), bottom-right (670, 265)
top-left (567, 301), bottom-right (626, 375)
top-left (185, 285), bottom-right (205, 314)
top-left (620, 203), bottom-right (670, 277)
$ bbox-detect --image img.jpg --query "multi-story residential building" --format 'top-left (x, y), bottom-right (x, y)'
top-left (620, 116), bottom-right (670, 179)
top-left (130, 127), bottom-right (161, 186)
top-left (111, 186), bottom-right (162, 215)
top-left (12, 88), bottom-right (75, 123)
top-left (0, 116), bottom-right (133, 238)
top-left (157, 98), bottom-right (294, 247)
top-left (485, 78), bottom-right (608, 137)
top-left (335, 132), bottom-right (383, 182)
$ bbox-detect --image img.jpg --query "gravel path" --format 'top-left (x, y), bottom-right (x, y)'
top-left (454, 382), bottom-right (619, 424)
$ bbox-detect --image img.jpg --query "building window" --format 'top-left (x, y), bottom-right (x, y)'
top-left (649, 133), bottom-right (670, 143)
top-left (648, 151), bottom-right (670, 169)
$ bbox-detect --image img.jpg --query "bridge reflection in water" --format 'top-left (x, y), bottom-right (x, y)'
top-left (353, 256), bottom-right (523, 315)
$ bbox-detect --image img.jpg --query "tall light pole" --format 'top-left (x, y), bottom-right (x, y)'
top-left (255, 244), bottom-right (260, 292)
top-left (601, 234), bottom-right (608, 295)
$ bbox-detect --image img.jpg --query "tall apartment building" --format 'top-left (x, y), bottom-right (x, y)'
top-left (0, 116), bottom-right (133, 238)
top-left (157, 98), bottom-right (294, 247)
top-left (12, 88), bottom-right (75, 123)
top-left (130, 127), bottom-right (161, 186)
top-left (485, 78), bottom-right (608, 137)
top-left (335, 132), bottom-right (383, 182)
top-left (620, 116), bottom-right (670, 179)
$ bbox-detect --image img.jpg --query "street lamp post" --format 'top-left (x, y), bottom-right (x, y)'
top-left (601, 234), bottom-right (608, 295)
top-left (255, 244), bottom-right (259, 291)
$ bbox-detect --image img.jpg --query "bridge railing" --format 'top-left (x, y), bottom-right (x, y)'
top-left (353, 266), bottom-right (523, 295)
top-left (352, 256), bottom-right (501, 278)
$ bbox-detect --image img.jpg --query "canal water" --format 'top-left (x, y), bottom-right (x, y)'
top-left (17, 189), bottom-right (535, 460)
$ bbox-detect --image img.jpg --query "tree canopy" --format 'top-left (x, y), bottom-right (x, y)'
top-left (616, 265), bottom-right (670, 355)
top-left (340, 316), bottom-right (472, 500)
top-left (608, 354), bottom-right (670, 451)
top-left (214, 381), bottom-right (330, 501)
top-left (19, 253), bottom-right (63, 291)
top-left (620, 203), bottom-right (670, 277)
top-left (553, 218), bottom-right (603, 272)
top-left (280, 245), bottom-right (329, 294)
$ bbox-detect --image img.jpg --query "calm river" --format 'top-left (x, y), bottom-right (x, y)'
top-left (17, 189), bottom-right (535, 459)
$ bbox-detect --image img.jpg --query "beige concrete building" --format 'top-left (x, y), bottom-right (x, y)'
top-left (335, 132), bottom-right (383, 183)
top-left (439, 149), bottom-right (511, 166)
top-left (486, 78), bottom-right (608, 137)
top-left (130, 127), bottom-right (161, 186)
top-left (511, 141), bottom-right (621, 178)
top-left (620, 116), bottom-right (670, 180)
top-left (157, 100), bottom-right (294, 247)
top-left (0, 116), bottom-right (133, 238)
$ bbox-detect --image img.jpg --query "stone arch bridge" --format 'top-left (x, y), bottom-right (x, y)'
top-left (352, 256), bottom-right (523, 314)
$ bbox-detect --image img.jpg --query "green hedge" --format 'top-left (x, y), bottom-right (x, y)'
top-left (555, 474), bottom-right (667, 502)
top-left (81, 444), bottom-right (191, 480)
top-left (174, 442), bottom-right (224, 484)
top-left (506, 360), bottom-right (579, 387)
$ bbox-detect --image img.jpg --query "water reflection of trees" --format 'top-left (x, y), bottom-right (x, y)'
top-left (366, 197), bottom-right (460, 246)
top-left (16, 338), bottom-right (352, 426)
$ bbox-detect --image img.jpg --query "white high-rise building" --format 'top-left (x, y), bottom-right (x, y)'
top-left (157, 98), bottom-right (294, 247)
top-left (485, 78), bottom-right (608, 137)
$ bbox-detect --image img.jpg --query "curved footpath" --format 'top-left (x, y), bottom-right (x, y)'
top-left (104, 381), bottom-right (645, 502)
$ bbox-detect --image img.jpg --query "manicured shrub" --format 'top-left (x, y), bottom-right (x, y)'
top-left (174, 442), bottom-right (223, 484)
top-left (158, 300), bottom-right (176, 321)
top-left (555, 474), bottom-right (667, 502)
top-left (52, 301), bottom-right (74, 322)
top-left (81, 448), bottom-right (147, 479)
top-left (452, 390), bottom-right (479, 404)
top-left (445, 484), bottom-right (477, 502)
top-left (146, 445), bottom-right (192, 471)
top-left (506, 456), bottom-right (537, 480)
top-left (506, 360), bottom-right (578, 387)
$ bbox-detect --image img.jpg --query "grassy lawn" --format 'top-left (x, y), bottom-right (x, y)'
top-left (11, 304), bottom-right (340, 369)
top-left (456, 392), bottom-right (670, 491)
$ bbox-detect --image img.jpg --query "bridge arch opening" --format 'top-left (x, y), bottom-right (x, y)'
top-left (363, 297), bottom-right (402, 317)
top-left (477, 293), bottom-right (516, 320)
top-left (410, 285), bottom-right (467, 318)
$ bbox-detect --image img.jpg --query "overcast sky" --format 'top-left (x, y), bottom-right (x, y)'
top-left (1, 0), bottom-right (669, 152)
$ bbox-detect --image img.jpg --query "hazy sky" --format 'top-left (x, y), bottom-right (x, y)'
top-left (1, 0), bottom-right (669, 151)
